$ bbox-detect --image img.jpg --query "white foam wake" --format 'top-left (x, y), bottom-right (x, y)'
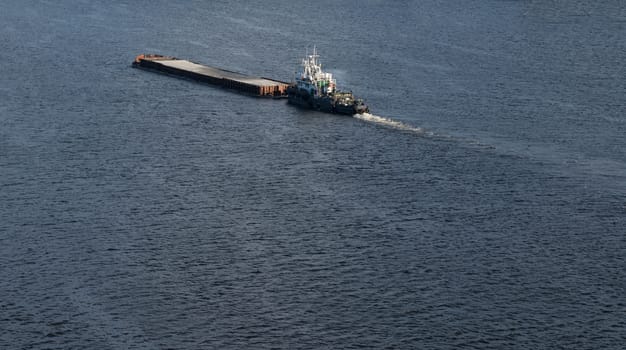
top-left (353, 113), bottom-right (429, 135)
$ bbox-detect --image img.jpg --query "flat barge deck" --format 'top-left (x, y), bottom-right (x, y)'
top-left (132, 54), bottom-right (289, 97)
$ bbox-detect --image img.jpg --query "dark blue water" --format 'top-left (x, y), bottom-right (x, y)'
top-left (1, 1), bottom-right (625, 348)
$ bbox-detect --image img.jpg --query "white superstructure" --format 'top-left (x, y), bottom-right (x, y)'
top-left (294, 47), bottom-right (336, 96)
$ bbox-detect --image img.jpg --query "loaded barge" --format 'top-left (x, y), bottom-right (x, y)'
top-left (132, 54), bottom-right (289, 97)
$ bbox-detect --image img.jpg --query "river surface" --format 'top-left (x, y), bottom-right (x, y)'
top-left (1, 1), bottom-right (625, 349)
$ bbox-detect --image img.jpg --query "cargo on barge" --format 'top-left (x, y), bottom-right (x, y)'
top-left (132, 54), bottom-right (289, 97)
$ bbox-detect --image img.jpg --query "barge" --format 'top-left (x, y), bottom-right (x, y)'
top-left (132, 54), bottom-right (289, 97)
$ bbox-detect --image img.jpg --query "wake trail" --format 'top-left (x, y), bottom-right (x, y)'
top-left (353, 113), bottom-right (433, 136)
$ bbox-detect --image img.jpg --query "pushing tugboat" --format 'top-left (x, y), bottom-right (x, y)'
top-left (287, 48), bottom-right (369, 115)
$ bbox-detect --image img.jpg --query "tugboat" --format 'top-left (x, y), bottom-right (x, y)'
top-left (286, 48), bottom-right (369, 115)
